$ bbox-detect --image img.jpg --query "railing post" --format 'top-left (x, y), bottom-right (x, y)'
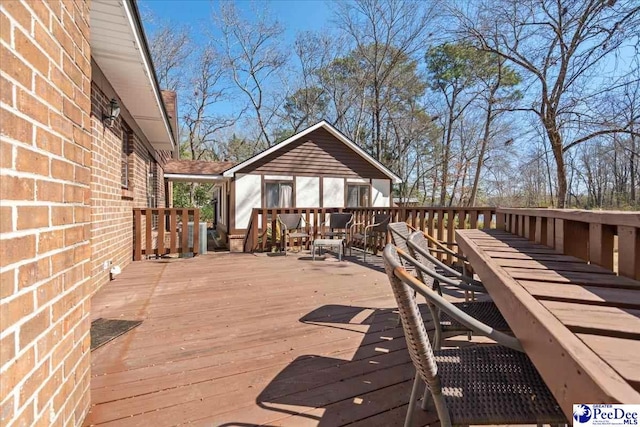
top-left (157, 208), bottom-right (165, 256)
top-left (181, 209), bottom-right (189, 252)
top-left (618, 225), bottom-right (640, 280)
top-left (145, 208), bottom-right (152, 258)
top-left (134, 209), bottom-right (142, 261)
top-left (169, 209), bottom-right (177, 253)
top-left (193, 209), bottom-right (200, 256)
top-left (589, 223), bottom-right (614, 271)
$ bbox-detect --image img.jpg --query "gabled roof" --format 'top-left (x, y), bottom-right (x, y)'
top-left (164, 160), bottom-right (236, 175)
top-left (222, 121), bottom-right (402, 184)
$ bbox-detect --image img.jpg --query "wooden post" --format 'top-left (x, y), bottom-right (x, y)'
top-left (618, 226), bottom-right (639, 280)
top-left (589, 223), bottom-right (614, 271)
top-left (564, 220), bottom-right (589, 262)
top-left (181, 209), bottom-right (189, 253)
top-left (496, 211), bottom-right (505, 230)
top-left (157, 208), bottom-right (165, 256)
top-left (145, 209), bottom-right (152, 258)
top-left (554, 218), bottom-right (564, 253)
top-left (134, 209), bottom-right (142, 261)
top-left (546, 217), bottom-right (555, 249)
top-left (470, 210), bottom-right (478, 229)
top-left (193, 209), bottom-right (200, 256)
top-left (534, 216), bottom-right (543, 244)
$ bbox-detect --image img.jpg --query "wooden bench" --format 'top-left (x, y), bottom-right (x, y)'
top-left (456, 228), bottom-right (640, 420)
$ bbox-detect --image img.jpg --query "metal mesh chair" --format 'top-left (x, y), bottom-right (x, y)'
top-left (349, 213), bottom-right (390, 261)
top-left (406, 231), bottom-right (509, 350)
top-left (277, 214), bottom-right (310, 255)
top-left (389, 222), bottom-right (479, 294)
top-left (382, 244), bottom-right (567, 427)
top-left (320, 212), bottom-right (353, 240)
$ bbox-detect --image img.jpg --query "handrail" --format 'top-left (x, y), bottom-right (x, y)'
top-left (133, 208), bottom-right (200, 260)
top-left (242, 206), bottom-right (500, 260)
top-left (498, 207), bottom-right (639, 280)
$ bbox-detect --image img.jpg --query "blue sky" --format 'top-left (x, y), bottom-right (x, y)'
top-left (140, 0), bottom-right (333, 42)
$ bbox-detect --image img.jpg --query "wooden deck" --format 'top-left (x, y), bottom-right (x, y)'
top-left (85, 251), bottom-right (486, 426)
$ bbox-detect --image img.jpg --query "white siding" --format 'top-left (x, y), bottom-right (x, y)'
top-left (296, 176), bottom-right (320, 207)
top-left (372, 179), bottom-right (391, 207)
top-left (235, 174), bottom-right (261, 229)
top-left (323, 177), bottom-right (344, 207)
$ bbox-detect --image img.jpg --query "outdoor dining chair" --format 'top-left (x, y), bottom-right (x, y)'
top-left (388, 222), bottom-right (483, 292)
top-left (319, 212), bottom-right (353, 240)
top-left (382, 244), bottom-right (567, 427)
top-left (277, 213), bottom-right (310, 255)
top-left (349, 213), bottom-right (390, 261)
top-left (406, 230), bottom-right (510, 349)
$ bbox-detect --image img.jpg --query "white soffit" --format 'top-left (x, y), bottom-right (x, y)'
top-left (90, 0), bottom-right (175, 150)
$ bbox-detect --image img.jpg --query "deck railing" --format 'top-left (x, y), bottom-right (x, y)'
top-left (498, 208), bottom-right (640, 280)
top-left (243, 207), bottom-right (498, 263)
top-left (133, 208), bottom-right (200, 261)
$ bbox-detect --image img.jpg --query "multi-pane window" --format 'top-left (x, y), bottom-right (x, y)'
top-left (265, 181), bottom-right (293, 208)
top-left (147, 158), bottom-right (157, 208)
top-left (346, 184), bottom-right (370, 207)
top-left (121, 130), bottom-right (131, 188)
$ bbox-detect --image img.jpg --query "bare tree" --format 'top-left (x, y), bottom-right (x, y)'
top-left (182, 47), bottom-right (238, 161)
top-left (215, 3), bottom-right (287, 149)
top-left (334, 0), bottom-right (438, 161)
top-left (148, 21), bottom-right (191, 91)
top-left (456, 0), bottom-right (640, 207)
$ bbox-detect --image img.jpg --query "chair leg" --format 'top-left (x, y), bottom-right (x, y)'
top-left (405, 372), bottom-right (421, 427)
top-left (420, 383), bottom-right (433, 410)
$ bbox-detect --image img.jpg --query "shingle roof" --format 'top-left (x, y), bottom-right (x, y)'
top-left (163, 159), bottom-right (236, 175)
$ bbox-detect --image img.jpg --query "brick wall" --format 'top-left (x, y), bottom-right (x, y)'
top-left (90, 63), bottom-right (166, 289)
top-left (0, 1), bottom-right (93, 425)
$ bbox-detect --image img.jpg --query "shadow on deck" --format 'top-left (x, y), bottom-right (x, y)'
top-left (84, 251), bottom-right (485, 426)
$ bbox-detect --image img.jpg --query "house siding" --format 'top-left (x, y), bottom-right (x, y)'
top-left (239, 127), bottom-right (389, 179)
top-left (0, 1), bottom-right (93, 425)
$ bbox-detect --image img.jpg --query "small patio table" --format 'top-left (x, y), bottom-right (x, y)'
top-left (312, 238), bottom-right (344, 261)
top-left (456, 228), bottom-right (640, 420)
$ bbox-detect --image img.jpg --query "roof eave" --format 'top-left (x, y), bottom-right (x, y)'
top-left (90, 0), bottom-right (176, 151)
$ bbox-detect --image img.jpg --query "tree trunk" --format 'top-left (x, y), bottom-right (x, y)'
top-left (544, 113), bottom-right (567, 208)
top-left (469, 98), bottom-right (494, 207)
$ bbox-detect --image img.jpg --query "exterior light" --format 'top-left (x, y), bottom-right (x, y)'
top-left (104, 99), bottom-right (121, 127)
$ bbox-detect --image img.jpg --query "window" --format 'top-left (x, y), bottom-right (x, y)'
top-left (265, 181), bottom-right (293, 208)
top-left (346, 184), bottom-right (370, 207)
top-left (147, 158), bottom-right (157, 208)
top-left (121, 130), bottom-right (131, 188)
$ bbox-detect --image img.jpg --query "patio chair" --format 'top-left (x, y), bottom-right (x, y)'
top-left (382, 244), bottom-right (567, 427)
top-left (349, 213), bottom-right (390, 261)
top-left (388, 222), bottom-right (483, 292)
top-left (319, 212), bottom-right (353, 240)
top-left (406, 231), bottom-right (509, 350)
top-left (277, 214), bottom-right (310, 255)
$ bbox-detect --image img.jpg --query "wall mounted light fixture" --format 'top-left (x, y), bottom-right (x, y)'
top-left (103, 99), bottom-right (121, 127)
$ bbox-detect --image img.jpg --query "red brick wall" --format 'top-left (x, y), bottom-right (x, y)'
top-left (90, 64), bottom-right (166, 290)
top-left (0, 1), bottom-right (92, 425)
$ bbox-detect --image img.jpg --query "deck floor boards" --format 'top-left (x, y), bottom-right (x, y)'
top-left (85, 251), bottom-right (507, 426)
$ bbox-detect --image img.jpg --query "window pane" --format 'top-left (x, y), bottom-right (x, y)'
top-left (279, 183), bottom-right (293, 208)
top-left (359, 186), bottom-right (369, 207)
top-left (347, 185), bottom-right (359, 207)
top-left (121, 133), bottom-right (129, 188)
top-left (266, 183), bottom-right (279, 208)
